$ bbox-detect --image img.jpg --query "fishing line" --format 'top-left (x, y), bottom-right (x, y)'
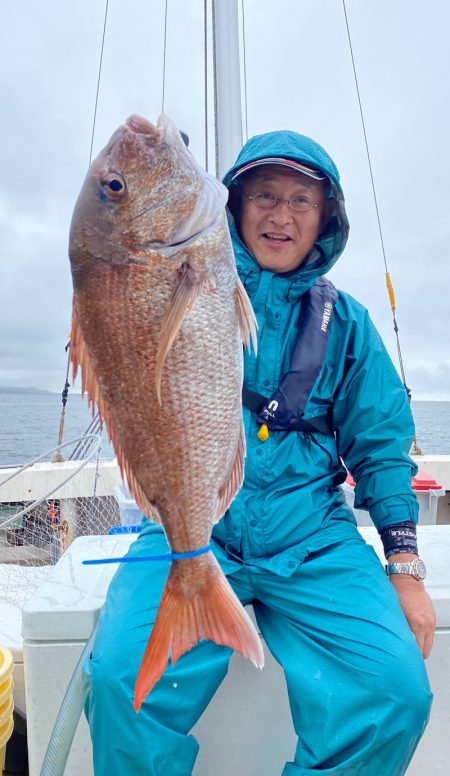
top-left (56, 1), bottom-right (109, 452)
top-left (211, 0), bottom-right (219, 178)
top-left (161, 0), bottom-right (169, 114)
top-left (88, 0), bottom-right (109, 167)
top-left (204, 0), bottom-right (209, 171)
top-left (241, 0), bottom-right (249, 142)
top-left (341, 0), bottom-right (421, 452)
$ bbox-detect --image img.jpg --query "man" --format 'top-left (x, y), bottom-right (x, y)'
top-left (84, 130), bottom-right (435, 775)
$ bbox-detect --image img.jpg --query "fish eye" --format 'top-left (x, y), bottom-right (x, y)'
top-left (101, 172), bottom-right (127, 198)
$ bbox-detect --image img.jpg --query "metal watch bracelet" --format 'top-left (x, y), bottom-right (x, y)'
top-left (385, 558), bottom-right (427, 581)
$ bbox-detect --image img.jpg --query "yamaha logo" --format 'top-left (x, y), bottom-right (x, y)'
top-left (321, 301), bottom-right (333, 332)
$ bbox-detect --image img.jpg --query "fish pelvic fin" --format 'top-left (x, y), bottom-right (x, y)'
top-left (155, 264), bottom-right (212, 404)
top-left (236, 275), bottom-right (258, 354)
top-left (133, 553), bottom-right (264, 712)
top-left (71, 299), bottom-right (162, 525)
top-left (216, 421), bottom-right (245, 522)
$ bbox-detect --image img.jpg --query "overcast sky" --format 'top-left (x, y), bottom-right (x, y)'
top-left (0, 0), bottom-right (449, 399)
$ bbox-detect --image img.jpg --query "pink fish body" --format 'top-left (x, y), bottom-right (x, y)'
top-left (68, 114), bottom-right (264, 710)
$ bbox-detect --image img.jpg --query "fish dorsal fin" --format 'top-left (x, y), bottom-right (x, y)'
top-left (70, 300), bottom-right (162, 525)
top-left (236, 275), bottom-right (258, 354)
top-left (155, 263), bottom-right (211, 403)
top-left (216, 421), bottom-right (245, 522)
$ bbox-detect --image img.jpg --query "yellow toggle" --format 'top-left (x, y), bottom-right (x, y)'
top-left (385, 272), bottom-right (396, 312)
top-left (257, 423), bottom-right (269, 441)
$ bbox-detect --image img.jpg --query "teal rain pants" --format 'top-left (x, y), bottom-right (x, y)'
top-left (83, 528), bottom-right (432, 776)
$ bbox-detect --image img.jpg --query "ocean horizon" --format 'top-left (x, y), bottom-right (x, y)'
top-left (1, 390), bottom-right (450, 467)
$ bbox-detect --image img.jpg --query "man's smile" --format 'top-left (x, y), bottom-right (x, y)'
top-left (262, 232), bottom-right (292, 242)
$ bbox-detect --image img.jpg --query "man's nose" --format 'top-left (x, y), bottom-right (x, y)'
top-left (269, 200), bottom-right (293, 221)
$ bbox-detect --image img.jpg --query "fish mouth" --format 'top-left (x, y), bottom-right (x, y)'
top-left (135, 221), bottom-right (219, 253)
top-left (156, 227), bottom-right (206, 249)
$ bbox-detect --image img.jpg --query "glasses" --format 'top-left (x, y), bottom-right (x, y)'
top-left (243, 192), bottom-right (323, 213)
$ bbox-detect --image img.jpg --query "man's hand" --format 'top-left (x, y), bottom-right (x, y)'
top-left (388, 553), bottom-right (436, 659)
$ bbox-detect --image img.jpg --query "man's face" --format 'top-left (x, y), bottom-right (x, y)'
top-left (239, 166), bottom-right (329, 273)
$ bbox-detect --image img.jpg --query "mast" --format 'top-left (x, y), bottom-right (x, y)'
top-left (212, 0), bottom-right (243, 179)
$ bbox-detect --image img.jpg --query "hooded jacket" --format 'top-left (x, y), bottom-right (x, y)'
top-left (211, 130), bottom-right (418, 577)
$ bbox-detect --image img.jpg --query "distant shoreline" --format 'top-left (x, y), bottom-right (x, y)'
top-left (0, 387), bottom-right (56, 395)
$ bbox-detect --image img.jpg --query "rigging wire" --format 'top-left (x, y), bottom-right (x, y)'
top-left (161, 0), bottom-right (169, 114)
top-left (240, 0), bottom-right (249, 142)
top-left (56, 0), bottom-right (110, 458)
top-left (204, 0), bottom-right (209, 170)
top-left (211, 0), bottom-right (219, 178)
top-left (341, 0), bottom-right (421, 454)
top-left (88, 0), bottom-right (109, 166)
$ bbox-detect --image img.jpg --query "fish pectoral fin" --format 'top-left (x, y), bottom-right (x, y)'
top-left (216, 422), bottom-right (245, 522)
top-left (155, 263), bottom-right (211, 404)
top-left (133, 553), bottom-right (264, 712)
top-left (236, 275), bottom-right (258, 354)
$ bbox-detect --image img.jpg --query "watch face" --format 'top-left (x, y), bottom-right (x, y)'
top-left (415, 559), bottom-right (427, 580)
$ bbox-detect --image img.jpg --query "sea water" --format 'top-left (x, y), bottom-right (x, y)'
top-left (0, 392), bottom-right (450, 467)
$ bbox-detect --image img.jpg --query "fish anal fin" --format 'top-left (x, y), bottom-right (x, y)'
top-left (236, 276), bottom-right (258, 354)
top-left (155, 264), bottom-right (212, 404)
top-left (216, 422), bottom-right (245, 522)
top-left (133, 553), bottom-right (264, 712)
top-left (122, 463), bottom-right (163, 526)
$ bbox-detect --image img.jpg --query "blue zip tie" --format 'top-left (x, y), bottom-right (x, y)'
top-left (82, 543), bottom-right (211, 566)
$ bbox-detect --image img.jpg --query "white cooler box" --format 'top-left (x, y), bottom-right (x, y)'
top-left (343, 470), bottom-right (445, 526)
top-left (22, 527), bottom-right (450, 776)
top-left (113, 482), bottom-right (146, 527)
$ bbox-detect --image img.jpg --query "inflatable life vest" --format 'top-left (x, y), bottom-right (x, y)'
top-left (242, 276), bottom-right (337, 436)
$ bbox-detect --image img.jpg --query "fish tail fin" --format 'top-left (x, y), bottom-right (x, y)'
top-left (133, 553), bottom-right (264, 711)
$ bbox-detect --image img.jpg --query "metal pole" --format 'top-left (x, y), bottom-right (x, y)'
top-left (212, 0), bottom-right (243, 179)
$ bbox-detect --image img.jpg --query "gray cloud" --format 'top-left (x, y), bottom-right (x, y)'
top-left (1, 0), bottom-right (449, 398)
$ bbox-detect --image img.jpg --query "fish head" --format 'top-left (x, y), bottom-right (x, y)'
top-left (69, 113), bottom-right (228, 276)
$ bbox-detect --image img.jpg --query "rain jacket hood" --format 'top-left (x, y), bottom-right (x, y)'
top-left (223, 129), bottom-right (350, 281)
top-left (211, 129), bottom-right (419, 578)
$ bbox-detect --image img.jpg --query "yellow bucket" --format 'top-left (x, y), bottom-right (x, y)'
top-left (0, 647), bottom-right (14, 773)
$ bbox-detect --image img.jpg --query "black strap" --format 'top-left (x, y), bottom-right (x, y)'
top-left (242, 387), bottom-right (333, 435)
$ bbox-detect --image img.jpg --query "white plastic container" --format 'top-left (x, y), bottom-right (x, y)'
top-left (113, 482), bottom-right (145, 527)
top-left (343, 470), bottom-right (445, 526)
top-left (21, 527), bottom-right (450, 775)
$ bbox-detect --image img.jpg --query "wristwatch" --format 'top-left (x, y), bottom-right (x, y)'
top-left (385, 558), bottom-right (427, 582)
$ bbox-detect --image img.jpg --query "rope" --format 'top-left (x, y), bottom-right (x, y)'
top-left (341, 0), bottom-right (422, 455)
top-left (241, 0), bottom-right (249, 142)
top-left (53, 340), bottom-right (71, 463)
top-left (161, 0), bottom-right (169, 114)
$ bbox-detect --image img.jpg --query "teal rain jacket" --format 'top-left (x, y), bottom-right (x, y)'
top-left (212, 130), bottom-right (419, 577)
